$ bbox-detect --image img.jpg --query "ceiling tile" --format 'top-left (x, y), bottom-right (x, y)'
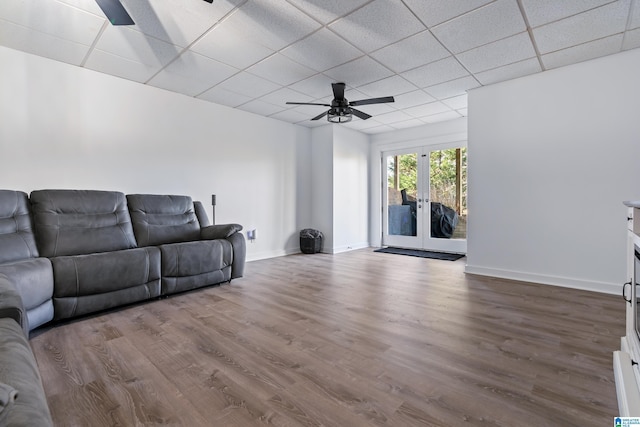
top-left (392, 90), bottom-right (436, 109)
top-left (623, 27), bottom-right (640, 49)
top-left (344, 117), bottom-right (388, 130)
top-left (191, 23), bottom-right (274, 69)
top-left (431, 0), bottom-right (526, 54)
top-left (289, 74), bottom-right (340, 99)
top-left (457, 108), bottom-right (468, 116)
top-left (533, 0), bottom-right (630, 54)
top-left (401, 56), bottom-right (468, 88)
top-left (356, 75), bottom-right (417, 97)
top-left (247, 53), bottom-right (317, 86)
top-left (84, 49), bottom-right (161, 82)
top-left (91, 25), bottom-right (180, 70)
top-left (456, 32), bottom-right (536, 73)
top-left (56, 0), bottom-right (104, 16)
top-left (361, 123), bottom-right (396, 134)
top-left (119, 0), bottom-right (243, 47)
top-left (0, 18), bottom-right (90, 65)
top-left (520, 0), bottom-right (615, 28)
top-left (0, 0), bottom-right (105, 46)
top-left (404, 101), bottom-right (451, 118)
top-left (269, 108), bottom-right (313, 124)
top-left (217, 0), bottom-right (320, 51)
top-left (541, 33), bottom-right (624, 69)
top-left (285, 0), bottom-right (372, 24)
top-left (147, 51), bottom-right (238, 96)
top-left (403, 0), bottom-right (494, 27)
top-left (441, 94), bottom-right (468, 110)
top-left (354, 102), bottom-right (397, 116)
top-left (324, 56), bottom-right (394, 87)
top-left (281, 28), bottom-right (363, 72)
top-left (423, 110), bottom-right (462, 123)
top-left (374, 110), bottom-right (414, 124)
top-left (286, 103), bottom-right (332, 118)
top-left (424, 75), bottom-right (480, 99)
top-left (260, 87), bottom-right (315, 107)
top-left (474, 57), bottom-right (541, 85)
top-left (237, 99), bottom-right (285, 116)
top-left (197, 86), bottom-right (253, 107)
top-left (370, 30), bottom-right (450, 73)
top-left (216, 71), bottom-right (281, 98)
top-left (389, 118), bottom-right (428, 129)
top-left (328, 0), bottom-right (426, 52)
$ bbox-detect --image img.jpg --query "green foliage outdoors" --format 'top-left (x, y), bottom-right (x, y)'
top-left (387, 148), bottom-right (467, 214)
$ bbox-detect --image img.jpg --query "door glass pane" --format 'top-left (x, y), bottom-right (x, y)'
top-left (386, 153), bottom-right (417, 236)
top-left (429, 147), bottom-right (467, 239)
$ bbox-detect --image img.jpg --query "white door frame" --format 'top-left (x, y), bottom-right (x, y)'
top-left (381, 141), bottom-right (467, 254)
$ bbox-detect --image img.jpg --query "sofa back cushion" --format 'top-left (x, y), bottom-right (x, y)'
top-left (30, 190), bottom-right (138, 257)
top-left (0, 190), bottom-right (39, 263)
top-left (126, 194), bottom-right (201, 246)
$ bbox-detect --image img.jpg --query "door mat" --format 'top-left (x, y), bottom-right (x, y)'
top-left (374, 247), bottom-right (465, 261)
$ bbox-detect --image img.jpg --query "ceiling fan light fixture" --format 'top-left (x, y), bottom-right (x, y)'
top-left (327, 108), bottom-right (352, 123)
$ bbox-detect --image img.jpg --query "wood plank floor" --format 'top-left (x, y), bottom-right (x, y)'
top-left (29, 249), bottom-right (624, 426)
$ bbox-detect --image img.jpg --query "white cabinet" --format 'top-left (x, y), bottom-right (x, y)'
top-left (614, 202), bottom-right (640, 416)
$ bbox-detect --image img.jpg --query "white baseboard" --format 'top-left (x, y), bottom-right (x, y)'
top-left (246, 247), bottom-right (301, 262)
top-left (464, 264), bottom-right (620, 295)
top-left (246, 243), bottom-right (371, 260)
top-left (330, 242), bottom-right (370, 254)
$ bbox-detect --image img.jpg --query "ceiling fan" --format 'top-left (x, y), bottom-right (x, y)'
top-left (286, 82), bottom-right (395, 123)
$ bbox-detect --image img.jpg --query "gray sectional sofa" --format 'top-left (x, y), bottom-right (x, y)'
top-left (0, 189), bottom-right (246, 426)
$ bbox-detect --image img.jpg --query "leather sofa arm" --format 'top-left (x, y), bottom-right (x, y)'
top-left (0, 276), bottom-right (28, 335)
top-left (201, 224), bottom-right (243, 240)
top-left (200, 224), bottom-right (246, 279)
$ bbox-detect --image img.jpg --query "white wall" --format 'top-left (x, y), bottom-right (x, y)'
top-left (310, 125), bottom-right (370, 253)
top-left (467, 48), bottom-right (640, 294)
top-left (310, 125), bottom-right (334, 251)
top-left (369, 119), bottom-right (468, 247)
top-left (0, 46), bottom-right (312, 261)
top-left (333, 125), bottom-right (370, 252)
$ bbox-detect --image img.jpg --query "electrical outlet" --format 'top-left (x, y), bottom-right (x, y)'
top-left (247, 229), bottom-right (257, 241)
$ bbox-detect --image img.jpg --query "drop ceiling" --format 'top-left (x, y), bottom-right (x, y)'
top-left (1, 0), bottom-right (639, 134)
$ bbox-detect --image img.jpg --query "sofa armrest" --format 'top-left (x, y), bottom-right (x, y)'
top-left (200, 224), bottom-right (246, 279)
top-left (0, 276), bottom-right (28, 335)
top-left (201, 224), bottom-right (243, 240)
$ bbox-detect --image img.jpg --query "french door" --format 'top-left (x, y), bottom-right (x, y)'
top-left (382, 143), bottom-right (467, 253)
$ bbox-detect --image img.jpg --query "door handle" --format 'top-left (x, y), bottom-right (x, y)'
top-left (623, 281), bottom-right (632, 303)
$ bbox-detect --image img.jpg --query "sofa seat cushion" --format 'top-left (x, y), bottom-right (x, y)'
top-left (0, 318), bottom-right (53, 426)
top-left (30, 190), bottom-right (138, 257)
top-left (51, 247), bottom-right (161, 320)
top-left (0, 258), bottom-right (54, 331)
top-left (159, 240), bottom-right (232, 294)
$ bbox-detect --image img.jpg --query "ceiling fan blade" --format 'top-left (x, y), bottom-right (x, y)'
top-left (351, 108), bottom-right (372, 120)
top-left (349, 96), bottom-right (395, 106)
top-left (311, 111), bottom-right (329, 121)
top-left (95, 0), bottom-right (135, 25)
top-left (286, 102), bottom-right (331, 107)
top-left (332, 82), bottom-right (346, 100)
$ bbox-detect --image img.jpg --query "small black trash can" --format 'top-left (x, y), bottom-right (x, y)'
top-left (300, 229), bottom-right (323, 254)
